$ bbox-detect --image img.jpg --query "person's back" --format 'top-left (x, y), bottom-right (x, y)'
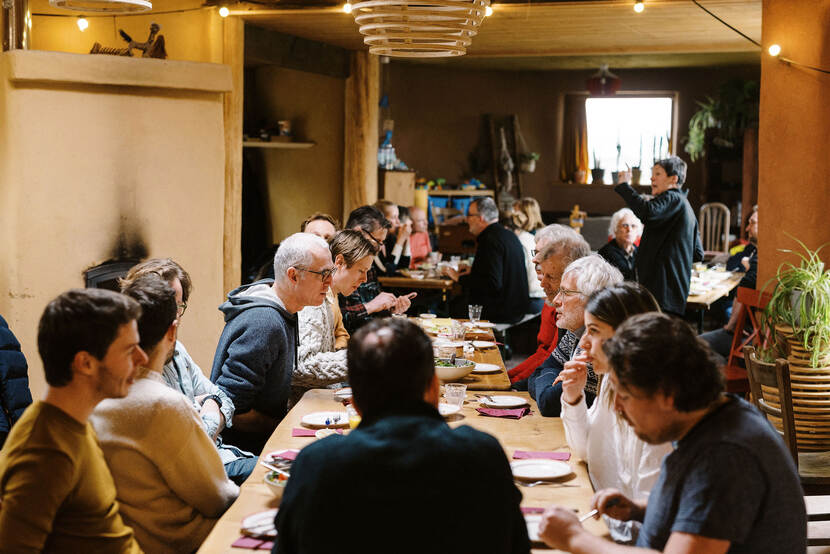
top-left (469, 222), bottom-right (530, 322)
top-left (275, 405), bottom-right (528, 554)
top-left (639, 395), bottom-right (806, 552)
top-left (0, 314), bottom-right (32, 449)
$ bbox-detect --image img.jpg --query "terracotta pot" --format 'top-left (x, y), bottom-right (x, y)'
top-left (574, 169), bottom-right (586, 184)
top-left (591, 168), bottom-right (605, 184)
top-left (631, 167), bottom-right (642, 185)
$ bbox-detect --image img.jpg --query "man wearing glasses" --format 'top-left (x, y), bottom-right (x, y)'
top-left (210, 233), bottom-right (335, 454)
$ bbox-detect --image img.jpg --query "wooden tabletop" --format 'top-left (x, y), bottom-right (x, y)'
top-left (378, 275), bottom-right (456, 292)
top-left (687, 271), bottom-right (745, 309)
top-left (425, 319), bottom-right (512, 391)
top-left (197, 390), bottom-right (606, 553)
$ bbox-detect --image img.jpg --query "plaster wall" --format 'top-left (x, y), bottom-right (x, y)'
top-left (250, 66), bottom-right (345, 242)
top-left (0, 52), bottom-right (229, 401)
top-left (387, 62), bottom-right (760, 216)
top-left (757, 0), bottom-right (830, 285)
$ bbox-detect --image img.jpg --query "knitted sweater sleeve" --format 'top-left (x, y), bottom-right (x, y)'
top-left (294, 305), bottom-right (348, 388)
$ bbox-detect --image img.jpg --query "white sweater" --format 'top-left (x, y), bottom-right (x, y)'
top-left (90, 372), bottom-right (239, 554)
top-left (295, 290), bottom-right (348, 390)
top-left (561, 380), bottom-right (672, 543)
top-left (518, 231), bottom-right (545, 299)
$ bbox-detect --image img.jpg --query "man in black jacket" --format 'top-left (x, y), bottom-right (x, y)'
top-left (0, 315), bottom-right (32, 449)
top-left (445, 197), bottom-right (530, 323)
top-left (614, 157), bottom-right (704, 316)
top-left (274, 318), bottom-right (530, 554)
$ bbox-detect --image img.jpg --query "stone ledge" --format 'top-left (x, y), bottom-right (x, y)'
top-left (4, 49), bottom-right (231, 92)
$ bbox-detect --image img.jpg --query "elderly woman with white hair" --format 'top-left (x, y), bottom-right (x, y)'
top-left (525, 255), bottom-right (623, 417)
top-left (598, 207), bottom-right (642, 281)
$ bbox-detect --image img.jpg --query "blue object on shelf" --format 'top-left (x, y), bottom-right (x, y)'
top-left (452, 197), bottom-right (473, 216)
top-left (427, 196), bottom-right (449, 225)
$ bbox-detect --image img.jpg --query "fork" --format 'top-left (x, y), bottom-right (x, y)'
top-left (515, 480), bottom-right (579, 488)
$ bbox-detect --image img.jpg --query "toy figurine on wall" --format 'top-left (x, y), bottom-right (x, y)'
top-left (90, 23), bottom-right (167, 59)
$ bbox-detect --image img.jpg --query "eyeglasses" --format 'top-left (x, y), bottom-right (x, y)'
top-left (177, 302), bottom-right (188, 317)
top-left (555, 288), bottom-right (584, 298)
top-left (297, 266), bottom-right (338, 281)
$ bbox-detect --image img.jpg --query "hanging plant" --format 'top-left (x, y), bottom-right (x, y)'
top-left (683, 79), bottom-right (760, 162)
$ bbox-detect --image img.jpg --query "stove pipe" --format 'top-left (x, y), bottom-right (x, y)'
top-left (2, 0), bottom-right (30, 51)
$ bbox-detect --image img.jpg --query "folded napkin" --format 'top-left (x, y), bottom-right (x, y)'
top-left (291, 428), bottom-right (343, 438)
top-left (513, 450), bottom-right (571, 461)
top-left (476, 407), bottom-right (530, 419)
top-left (269, 449), bottom-right (300, 460)
top-left (232, 536), bottom-right (274, 550)
top-left (521, 507), bottom-right (545, 514)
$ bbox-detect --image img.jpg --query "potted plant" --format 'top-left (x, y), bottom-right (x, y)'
top-left (590, 150), bottom-right (604, 184)
top-left (761, 236), bottom-right (830, 368)
top-left (520, 152), bottom-right (540, 173)
top-left (610, 142), bottom-right (622, 184)
top-left (683, 79), bottom-right (760, 162)
top-left (631, 137), bottom-right (643, 185)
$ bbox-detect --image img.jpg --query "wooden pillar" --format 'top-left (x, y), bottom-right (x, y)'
top-left (343, 50), bottom-right (379, 220)
top-left (758, 0), bottom-right (830, 285)
top-left (223, 18), bottom-right (244, 293)
top-left (741, 127), bottom-right (757, 238)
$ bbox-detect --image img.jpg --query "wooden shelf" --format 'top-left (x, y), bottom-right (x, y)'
top-left (426, 189), bottom-right (494, 197)
top-left (243, 141), bottom-right (315, 149)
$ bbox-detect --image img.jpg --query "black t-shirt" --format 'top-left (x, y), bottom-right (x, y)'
top-left (637, 395), bottom-right (806, 552)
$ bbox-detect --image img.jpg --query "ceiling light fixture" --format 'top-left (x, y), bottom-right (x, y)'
top-left (347, 0), bottom-right (490, 58)
top-left (49, 0), bottom-right (152, 13)
top-left (768, 44), bottom-right (781, 57)
top-left (343, 2), bottom-right (353, 13)
top-left (76, 16), bottom-right (89, 31)
top-left (633, 0), bottom-right (644, 13)
top-left (219, 6), bottom-right (229, 17)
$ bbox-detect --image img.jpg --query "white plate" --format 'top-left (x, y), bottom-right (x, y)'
top-left (241, 509), bottom-right (278, 538)
top-left (472, 340), bottom-right (497, 348)
top-left (438, 403), bottom-right (462, 416)
top-left (480, 395), bottom-right (528, 409)
top-left (511, 459), bottom-right (572, 481)
top-left (419, 313), bottom-right (437, 319)
top-left (333, 387), bottom-right (352, 400)
top-left (300, 411), bottom-right (349, 429)
top-left (472, 362), bottom-right (501, 374)
top-left (433, 340), bottom-right (464, 348)
top-left (464, 321), bottom-right (496, 328)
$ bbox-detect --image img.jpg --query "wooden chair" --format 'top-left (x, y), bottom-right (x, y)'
top-left (724, 287), bottom-right (772, 392)
top-left (699, 202), bottom-right (730, 254)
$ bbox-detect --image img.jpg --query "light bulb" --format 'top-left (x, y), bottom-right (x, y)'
top-left (768, 44), bottom-right (781, 57)
top-left (485, 5), bottom-right (493, 16)
top-left (77, 17), bottom-right (88, 31)
top-left (343, 2), bottom-right (352, 13)
top-left (219, 6), bottom-right (229, 17)
top-left (633, 1), bottom-right (644, 13)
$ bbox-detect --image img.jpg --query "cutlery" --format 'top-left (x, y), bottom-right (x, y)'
top-left (515, 480), bottom-right (579, 488)
top-left (260, 460), bottom-right (290, 479)
top-left (579, 509), bottom-right (598, 523)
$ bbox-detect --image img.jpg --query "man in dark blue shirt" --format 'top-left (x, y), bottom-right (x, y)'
top-left (274, 318), bottom-right (530, 554)
top-left (538, 313), bottom-right (806, 554)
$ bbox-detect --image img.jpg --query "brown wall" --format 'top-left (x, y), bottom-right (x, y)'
top-left (248, 66), bottom-right (345, 242)
top-left (757, 0), bottom-right (830, 285)
top-left (387, 62), bottom-right (759, 216)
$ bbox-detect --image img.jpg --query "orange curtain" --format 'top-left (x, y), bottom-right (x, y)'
top-left (559, 94), bottom-right (589, 183)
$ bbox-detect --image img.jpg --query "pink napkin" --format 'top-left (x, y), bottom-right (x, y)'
top-left (476, 407), bottom-right (530, 419)
top-left (513, 450), bottom-right (571, 461)
top-left (521, 507), bottom-right (545, 514)
top-left (291, 428), bottom-right (343, 437)
top-left (232, 536), bottom-right (274, 550)
top-left (268, 449), bottom-right (300, 461)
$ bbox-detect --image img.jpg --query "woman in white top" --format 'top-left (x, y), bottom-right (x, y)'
top-left (293, 230), bottom-right (377, 404)
top-left (558, 282), bottom-right (672, 543)
top-left (510, 197), bottom-right (546, 312)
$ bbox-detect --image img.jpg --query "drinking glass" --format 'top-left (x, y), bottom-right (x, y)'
top-left (428, 252), bottom-right (443, 265)
top-left (451, 320), bottom-right (466, 341)
top-left (444, 383), bottom-right (467, 409)
top-left (347, 404), bottom-right (361, 429)
top-left (468, 304), bottom-right (483, 325)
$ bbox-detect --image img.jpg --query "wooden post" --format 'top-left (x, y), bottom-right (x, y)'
top-left (223, 18), bottom-right (244, 294)
top-left (741, 127), bottom-right (757, 238)
top-left (343, 50), bottom-right (379, 219)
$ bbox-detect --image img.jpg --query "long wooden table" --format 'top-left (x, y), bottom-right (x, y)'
top-left (378, 274), bottom-right (458, 314)
top-left (198, 390), bottom-right (606, 553)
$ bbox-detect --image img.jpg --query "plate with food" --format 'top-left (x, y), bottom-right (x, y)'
top-left (300, 411), bottom-right (350, 429)
top-left (472, 362), bottom-right (501, 374)
top-left (241, 509), bottom-right (278, 538)
top-left (434, 358), bottom-right (476, 381)
top-left (333, 387), bottom-right (352, 401)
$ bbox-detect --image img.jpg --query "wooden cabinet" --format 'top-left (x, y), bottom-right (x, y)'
top-left (379, 170), bottom-right (416, 206)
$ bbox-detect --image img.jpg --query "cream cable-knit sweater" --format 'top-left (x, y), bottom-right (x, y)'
top-left (294, 290), bottom-right (349, 393)
top-left (90, 371), bottom-right (239, 554)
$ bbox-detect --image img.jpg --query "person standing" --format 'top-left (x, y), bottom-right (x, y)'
top-left (615, 157), bottom-right (704, 316)
top-left (0, 289), bottom-right (145, 552)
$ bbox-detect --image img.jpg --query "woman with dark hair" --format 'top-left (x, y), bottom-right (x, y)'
top-left (557, 282), bottom-right (672, 543)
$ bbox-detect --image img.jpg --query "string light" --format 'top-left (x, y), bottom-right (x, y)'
top-left (343, 2), bottom-right (352, 13)
top-left (768, 44), bottom-right (781, 57)
top-left (633, 0), bottom-right (644, 13)
top-left (485, 4), bottom-right (493, 16)
top-left (218, 6), bottom-right (229, 17)
top-left (76, 16), bottom-right (88, 31)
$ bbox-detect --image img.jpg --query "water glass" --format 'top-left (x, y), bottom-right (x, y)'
top-left (428, 252), bottom-right (443, 265)
top-left (444, 383), bottom-right (467, 409)
top-left (468, 304), bottom-right (483, 325)
top-left (451, 320), bottom-right (466, 341)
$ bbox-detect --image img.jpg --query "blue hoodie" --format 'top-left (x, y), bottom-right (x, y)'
top-left (210, 279), bottom-right (298, 454)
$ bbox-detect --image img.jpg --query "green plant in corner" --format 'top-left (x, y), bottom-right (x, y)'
top-left (520, 152), bottom-right (540, 162)
top-left (760, 235), bottom-right (830, 367)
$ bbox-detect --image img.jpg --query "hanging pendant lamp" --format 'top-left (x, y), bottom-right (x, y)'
top-left (49, 0), bottom-right (151, 14)
top-left (348, 0), bottom-right (490, 58)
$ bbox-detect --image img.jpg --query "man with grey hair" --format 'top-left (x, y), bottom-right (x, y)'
top-left (525, 255), bottom-right (623, 416)
top-left (509, 226), bottom-right (591, 382)
top-left (211, 233), bottom-right (335, 453)
top-left (444, 197), bottom-right (529, 323)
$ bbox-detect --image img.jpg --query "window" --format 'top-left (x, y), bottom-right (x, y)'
top-left (586, 96), bottom-right (674, 184)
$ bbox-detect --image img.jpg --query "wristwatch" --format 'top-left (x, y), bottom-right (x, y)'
top-left (199, 394), bottom-right (223, 409)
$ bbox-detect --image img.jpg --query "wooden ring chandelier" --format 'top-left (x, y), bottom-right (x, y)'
top-left (349, 0), bottom-right (491, 58)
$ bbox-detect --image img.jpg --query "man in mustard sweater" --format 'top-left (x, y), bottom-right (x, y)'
top-left (0, 288), bottom-right (146, 552)
top-left (92, 274), bottom-right (239, 553)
